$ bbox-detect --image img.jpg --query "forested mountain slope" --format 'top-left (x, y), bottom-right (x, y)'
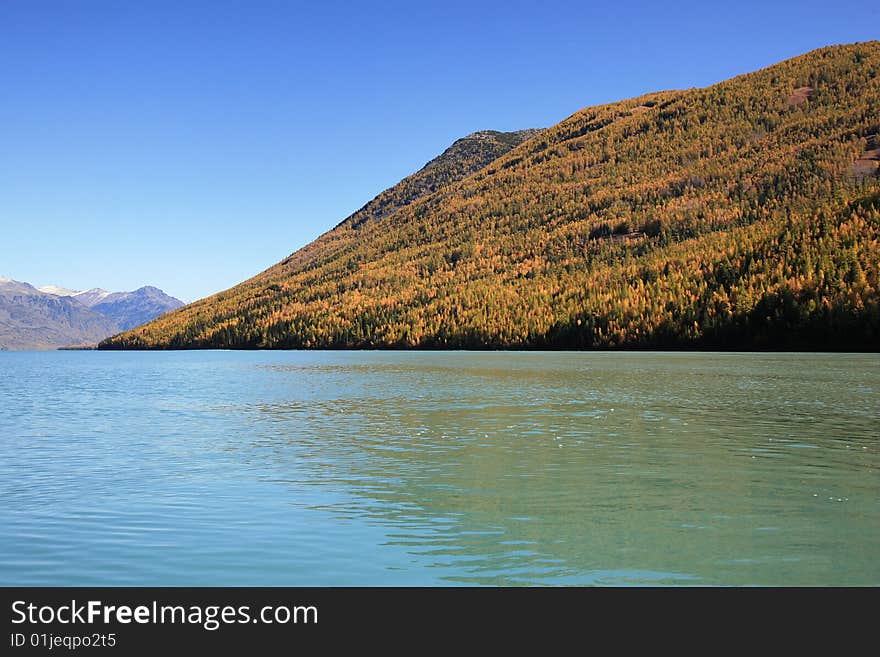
top-left (101, 42), bottom-right (880, 350)
top-left (338, 129), bottom-right (541, 230)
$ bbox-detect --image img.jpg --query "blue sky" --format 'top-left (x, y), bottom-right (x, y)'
top-left (1, 1), bottom-right (877, 301)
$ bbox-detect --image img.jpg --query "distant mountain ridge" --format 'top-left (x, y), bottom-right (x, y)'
top-left (0, 280), bottom-right (119, 350)
top-left (0, 278), bottom-right (183, 350)
top-left (37, 284), bottom-right (79, 297)
top-left (90, 286), bottom-right (183, 331)
top-left (71, 288), bottom-right (113, 306)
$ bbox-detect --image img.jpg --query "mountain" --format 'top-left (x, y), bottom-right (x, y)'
top-left (0, 276), bottom-right (39, 296)
top-left (337, 129), bottom-right (542, 231)
top-left (100, 42), bottom-right (880, 351)
top-left (89, 286), bottom-right (184, 331)
top-left (37, 284), bottom-right (79, 297)
top-left (72, 288), bottom-right (112, 306)
top-left (0, 279), bottom-right (183, 350)
top-left (41, 284), bottom-right (183, 330)
top-left (0, 280), bottom-right (119, 350)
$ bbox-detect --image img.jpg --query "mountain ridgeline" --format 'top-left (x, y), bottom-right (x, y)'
top-left (338, 129), bottom-right (542, 230)
top-left (101, 43), bottom-right (880, 351)
top-left (0, 279), bottom-right (183, 350)
top-left (87, 286), bottom-right (185, 331)
top-left (0, 280), bottom-right (119, 351)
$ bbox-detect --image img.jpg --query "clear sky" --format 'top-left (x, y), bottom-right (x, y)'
top-left (1, 1), bottom-right (876, 301)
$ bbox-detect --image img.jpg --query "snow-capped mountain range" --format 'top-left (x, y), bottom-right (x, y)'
top-left (34, 285), bottom-right (113, 305)
top-left (0, 276), bottom-right (184, 350)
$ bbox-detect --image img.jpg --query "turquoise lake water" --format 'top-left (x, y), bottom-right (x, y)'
top-left (0, 350), bottom-right (877, 585)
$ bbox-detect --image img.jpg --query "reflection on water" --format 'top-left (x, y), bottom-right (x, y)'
top-left (0, 351), bottom-right (877, 585)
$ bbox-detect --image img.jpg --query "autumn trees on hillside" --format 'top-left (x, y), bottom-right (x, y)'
top-left (101, 42), bottom-right (880, 351)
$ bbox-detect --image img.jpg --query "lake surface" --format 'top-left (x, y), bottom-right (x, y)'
top-left (0, 351), bottom-right (877, 586)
